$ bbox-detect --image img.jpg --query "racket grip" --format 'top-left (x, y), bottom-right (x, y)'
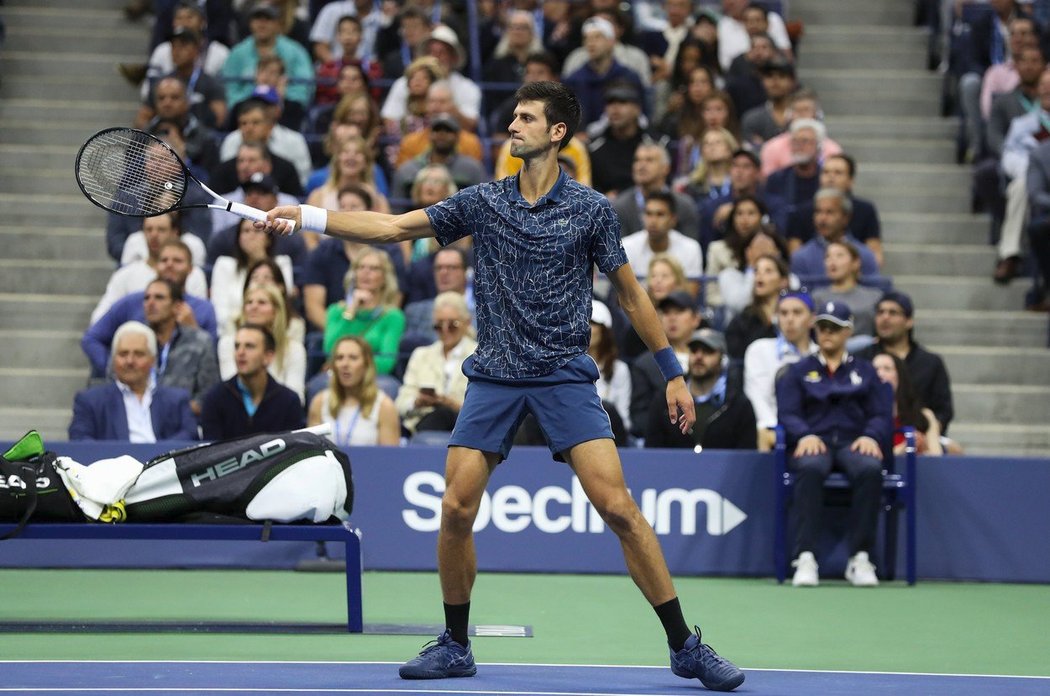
top-left (228, 201), bottom-right (296, 232)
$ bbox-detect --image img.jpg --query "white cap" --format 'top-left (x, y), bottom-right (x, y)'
top-left (591, 299), bottom-right (612, 329)
top-left (582, 16), bottom-right (616, 40)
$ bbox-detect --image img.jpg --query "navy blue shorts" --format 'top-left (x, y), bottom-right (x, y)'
top-left (448, 354), bottom-right (614, 461)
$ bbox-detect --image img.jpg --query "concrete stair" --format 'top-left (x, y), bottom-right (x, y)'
top-left (794, 0), bottom-right (1050, 457)
top-left (0, 0), bottom-right (145, 442)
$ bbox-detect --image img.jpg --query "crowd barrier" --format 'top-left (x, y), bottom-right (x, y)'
top-left (1, 441), bottom-right (1048, 583)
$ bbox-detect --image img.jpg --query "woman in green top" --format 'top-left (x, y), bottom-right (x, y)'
top-left (323, 247), bottom-right (405, 374)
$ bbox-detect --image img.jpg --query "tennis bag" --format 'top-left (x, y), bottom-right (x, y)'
top-left (122, 431), bottom-right (353, 524)
top-left (0, 431), bottom-right (84, 539)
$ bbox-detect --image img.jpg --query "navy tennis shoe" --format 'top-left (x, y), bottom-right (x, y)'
top-left (399, 630), bottom-right (477, 679)
top-left (670, 626), bottom-right (745, 691)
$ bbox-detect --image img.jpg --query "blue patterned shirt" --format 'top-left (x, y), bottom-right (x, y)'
top-left (426, 172), bottom-right (629, 380)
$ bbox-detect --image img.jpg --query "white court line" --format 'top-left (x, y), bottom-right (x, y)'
top-left (1, 660), bottom-right (1048, 681)
top-left (0, 691), bottom-right (662, 695)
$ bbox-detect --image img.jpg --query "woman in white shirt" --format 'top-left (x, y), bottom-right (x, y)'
top-left (210, 219), bottom-right (294, 338)
top-left (308, 335), bottom-right (401, 446)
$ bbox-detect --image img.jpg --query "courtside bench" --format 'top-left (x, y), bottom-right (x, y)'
top-left (0, 522), bottom-right (364, 632)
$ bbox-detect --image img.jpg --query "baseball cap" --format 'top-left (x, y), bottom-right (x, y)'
top-left (591, 299), bottom-right (612, 329)
top-left (688, 328), bottom-right (726, 353)
top-left (814, 300), bottom-right (853, 328)
top-left (778, 289), bottom-right (815, 311)
top-left (430, 113), bottom-right (460, 132)
top-left (879, 290), bottom-right (914, 318)
top-left (604, 82), bottom-right (642, 104)
top-left (248, 2), bottom-right (279, 20)
top-left (581, 16), bottom-right (616, 40)
top-left (657, 290), bottom-right (697, 312)
top-left (249, 85), bottom-right (280, 105)
top-left (427, 24), bottom-right (466, 69)
top-left (241, 171), bottom-right (278, 194)
top-left (760, 57), bottom-right (796, 77)
top-left (169, 26), bottom-right (201, 43)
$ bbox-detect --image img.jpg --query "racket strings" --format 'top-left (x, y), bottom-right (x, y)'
top-left (76, 129), bottom-right (187, 216)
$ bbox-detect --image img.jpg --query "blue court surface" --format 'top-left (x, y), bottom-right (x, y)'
top-left (3, 661), bottom-right (1048, 695)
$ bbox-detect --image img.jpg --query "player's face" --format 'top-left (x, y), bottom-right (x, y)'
top-left (242, 289), bottom-right (276, 326)
top-left (643, 200), bottom-right (676, 237)
top-left (113, 333), bottom-right (155, 388)
top-left (875, 302), bottom-right (912, 342)
top-left (333, 339), bottom-right (366, 388)
top-left (234, 328), bottom-right (272, 377)
top-left (872, 354), bottom-right (899, 391)
top-left (777, 299), bottom-right (812, 344)
top-left (509, 100), bottom-right (560, 160)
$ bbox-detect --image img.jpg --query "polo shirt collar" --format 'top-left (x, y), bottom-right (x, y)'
top-left (510, 169), bottom-right (569, 208)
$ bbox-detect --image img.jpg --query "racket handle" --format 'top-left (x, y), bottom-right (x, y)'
top-left (228, 201), bottom-right (296, 232)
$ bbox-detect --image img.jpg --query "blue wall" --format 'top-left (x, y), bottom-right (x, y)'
top-left (2, 441), bottom-right (1048, 583)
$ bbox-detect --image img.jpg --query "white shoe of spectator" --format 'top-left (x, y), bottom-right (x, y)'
top-left (791, 551), bottom-right (819, 587)
top-left (845, 552), bottom-right (879, 587)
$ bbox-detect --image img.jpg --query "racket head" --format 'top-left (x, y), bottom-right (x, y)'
top-left (74, 127), bottom-right (189, 217)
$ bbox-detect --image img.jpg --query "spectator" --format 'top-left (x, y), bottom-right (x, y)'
top-left (776, 300), bottom-right (893, 587)
top-left (484, 10), bottom-right (542, 107)
top-left (744, 290), bottom-right (817, 451)
top-left (376, 5), bottom-right (433, 80)
top-left (725, 254), bottom-right (790, 362)
top-left (588, 82), bottom-right (665, 196)
top-left (628, 290), bottom-right (700, 439)
top-left (588, 299), bottom-right (632, 443)
top-left (786, 153), bottom-right (882, 265)
top-left (812, 241), bottom-right (883, 339)
top-left (739, 58), bottom-right (797, 148)
top-left (210, 152), bottom-right (303, 239)
top-left (612, 143), bottom-right (699, 241)
top-left (395, 292), bottom-right (477, 437)
top-left (316, 55), bottom-right (374, 112)
top-left (222, 2), bottom-right (314, 119)
top-left (381, 55), bottom-right (445, 138)
top-left (143, 278), bottom-right (219, 416)
top-left (645, 328), bottom-right (756, 449)
top-left (717, 0), bottom-right (792, 71)
top-left (682, 127), bottom-right (738, 201)
top-left (993, 68), bottom-right (1050, 283)
top-left (309, 0), bottom-right (383, 65)
top-left (699, 90), bottom-right (742, 142)
top-left (391, 114), bottom-right (487, 204)
top-left (206, 173), bottom-right (308, 266)
top-left (218, 97), bottom-right (312, 189)
top-left (619, 253), bottom-right (694, 362)
top-left (392, 80), bottom-right (485, 168)
top-left (399, 165), bottom-right (459, 278)
top-left (381, 24), bottom-right (482, 133)
top-left (766, 119), bottom-right (825, 214)
top-left (307, 335), bottom-right (400, 445)
top-left (306, 133), bottom-right (391, 220)
top-left (724, 33), bottom-right (776, 117)
top-left (82, 241), bottom-right (217, 376)
top-left (562, 8), bottom-right (653, 85)
top-left (210, 218), bottom-right (295, 338)
top-left (706, 195), bottom-right (786, 311)
top-left (698, 148), bottom-right (782, 250)
top-left (141, 76), bottom-right (220, 175)
top-left (643, 0), bottom-right (699, 124)
top-left (403, 246), bottom-right (473, 343)
top-left (200, 324), bottom-right (305, 440)
top-left (658, 62), bottom-right (716, 177)
top-left (69, 321), bottom-right (198, 442)
top-left (621, 191), bottom-right (704, 297)
top-left (324, 248), bottom-right (406, 375)
top-left (218, 282), bottom-right (306, 402)
top-left (249, 53), bottom-right (306, 130)
top-left (563, 16), bottom-right (646, 128)
top-left (872, 352), bottom-right (945, 457)
top-left (139, 1), bottom-right (229, 94)
top-left (92, 214), bottom-right (208, 324)
top-left (790, 188), bottom-right (880, 283)
top-left (759, 90), bottom-right (843, 179)
top-left (1027, 137), bottom-right (1050, 311)
top-left (135, 28), bottom-right (226, 131)
top-left (855, 291), bottom-right (955, 433)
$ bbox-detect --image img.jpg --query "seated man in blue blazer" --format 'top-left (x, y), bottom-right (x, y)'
top-left (69, 321), bottom-right (198, 441)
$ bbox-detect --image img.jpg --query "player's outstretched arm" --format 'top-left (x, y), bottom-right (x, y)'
top-left (262, 205), bottom-right (435, 244)
top-left (608, 264), bottom-right (695, 434)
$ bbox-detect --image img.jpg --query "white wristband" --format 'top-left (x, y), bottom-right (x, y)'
top-left (299, 204), bottom-right (328, 233)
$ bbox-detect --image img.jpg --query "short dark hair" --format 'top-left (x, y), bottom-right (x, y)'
top-left (524, 51), bottom-right (560, 77)
top-left (434, 246), bottom-right (468, 269)
top-left (239, 323), bottom-right (276, 353)
top-left (645, 190), bottom-right (677, 215)
top-left (826, 152), bottom-right (857, 178)
top-left (337, 14), bottom-right (362, 31)
top-left (513, 80), bottom-right (581, 150)
top-left (147, 277), bottom-right (183, 304)
top-left (338, 183), bottom-right (374, 210)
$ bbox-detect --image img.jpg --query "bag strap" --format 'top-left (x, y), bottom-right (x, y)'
top-left (0, 456), bottom-right (43, 541)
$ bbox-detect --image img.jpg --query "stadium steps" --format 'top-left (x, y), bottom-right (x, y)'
top-left (0, 0), bottom-right (142, 441)
top-left (796, 0), bottom-right (1050, 456)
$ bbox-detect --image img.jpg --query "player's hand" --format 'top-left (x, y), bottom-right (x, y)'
top-left (666, 376), bottom-right (695, 435)
top-left (850, 436), bottom-right (883, 459)
top-left (260, 206), bottom-right (301, 235)
top-left (794, 435), bottom-right (827, 458)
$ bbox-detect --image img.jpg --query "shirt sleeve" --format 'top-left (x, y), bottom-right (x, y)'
top-left (590, 197), bottom-right (629, 274)
top-left (424, 188), bottom-right (474, 247)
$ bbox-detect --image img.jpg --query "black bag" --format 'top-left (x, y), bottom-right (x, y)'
top-left (0, 431), bottom-right (83, 539)
top-left (122, 431), bottom-right (354, 523)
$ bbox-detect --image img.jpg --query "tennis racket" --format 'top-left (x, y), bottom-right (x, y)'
top-left (74, 127), bottom-right (295, 229)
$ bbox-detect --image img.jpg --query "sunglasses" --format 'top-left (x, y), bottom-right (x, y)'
top-left (433, 320), bottom-right (462, 332)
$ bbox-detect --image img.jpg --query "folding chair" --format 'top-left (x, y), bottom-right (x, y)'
top-left (773, 426), bottom-right (917, 585)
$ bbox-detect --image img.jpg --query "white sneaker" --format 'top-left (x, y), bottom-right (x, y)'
top-left (791, 551), bottom-right (819, 586)
top-left (845, 552), bottom-right (879, 587)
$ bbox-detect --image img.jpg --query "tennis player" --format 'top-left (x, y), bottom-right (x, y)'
top-left (263, 81), bottom-right (744, 692)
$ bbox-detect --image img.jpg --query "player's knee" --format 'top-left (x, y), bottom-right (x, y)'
top-left (441, 493), bottom-right (480, 533)
top-left (595, 494), bottom-right (644, 537)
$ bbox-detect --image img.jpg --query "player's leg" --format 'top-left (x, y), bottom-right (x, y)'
top-left (563, 438), bottom-right (745, 692)
top-left (439, 445), bottom-right (500, 609)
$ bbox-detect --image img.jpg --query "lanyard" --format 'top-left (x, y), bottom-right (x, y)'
top-left (333, 406), bottom-right (362, 448)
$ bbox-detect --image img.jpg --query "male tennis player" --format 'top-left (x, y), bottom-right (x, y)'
top-left (262, 81), bottom-right (744, 692)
